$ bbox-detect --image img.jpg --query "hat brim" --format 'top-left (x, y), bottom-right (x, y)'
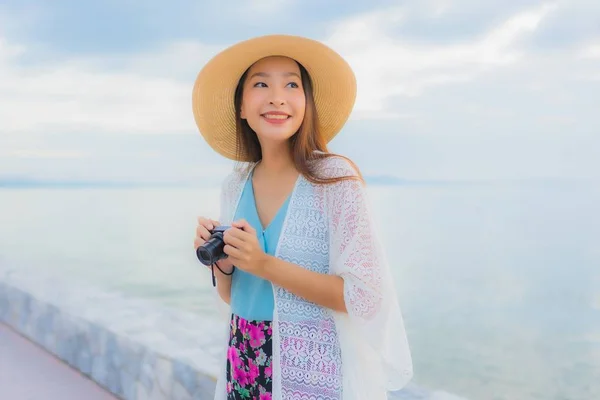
top-left (191, 34), bottom-right (357, 161)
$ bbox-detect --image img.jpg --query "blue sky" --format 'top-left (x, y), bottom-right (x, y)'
top-left (0, 0), bottom-right (599, 184)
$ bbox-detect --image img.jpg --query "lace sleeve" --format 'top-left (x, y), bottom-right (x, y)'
top-left (324, 156), bottom-right (413, 391)
top-left (329, 175), bottom-right (384, 320)
top-left (323, 157), bottom-right (385, 321)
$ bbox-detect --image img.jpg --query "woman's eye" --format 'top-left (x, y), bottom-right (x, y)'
top-left (253, 81), bottom-right (299, 88)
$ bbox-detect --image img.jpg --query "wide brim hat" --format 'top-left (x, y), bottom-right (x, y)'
top-left (191, 34), bottom-right (357, 161)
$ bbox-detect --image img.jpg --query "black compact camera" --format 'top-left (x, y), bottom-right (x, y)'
top-left (196, 225), bottom-right (230, 266)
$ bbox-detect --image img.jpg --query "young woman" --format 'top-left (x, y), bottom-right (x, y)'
top-left (192, 34), bottom-right (413, 400)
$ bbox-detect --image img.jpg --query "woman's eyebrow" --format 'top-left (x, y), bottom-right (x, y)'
top-left (249, 71), bottom-right (301, 79)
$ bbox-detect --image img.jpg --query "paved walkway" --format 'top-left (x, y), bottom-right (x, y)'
top-left (0, 322), bottom-right (118, 400)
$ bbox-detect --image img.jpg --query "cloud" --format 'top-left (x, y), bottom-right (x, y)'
top-left (0, 35), bottom-right (221, 135)
top-left (68, 40), bottom-right (223, 81)
top-left (325, 3), bottom-right (560, 119)
top-left (235, 0), bottom-right (296, 17)
top-left (0, 36), bottom-right (25, 61)
top-left (579, 40), bottom-right (600, 59)
top-left (1, 149), bottom-right (88, 159)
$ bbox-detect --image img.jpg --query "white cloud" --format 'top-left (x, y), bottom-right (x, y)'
top-left (0, 36), bottom-right (25, 61)
top-left (68, 40), bottom-right (223, 80)
top-left (579, 40), bottom-right (600, 59)
top-left (482, 3), bottom-right (558, 51)
top-left (325, 3), bottom-right (559, 119)
top-left (233, 0), bottom-right (297, 22)
top-left (0, 35), bottom-right (221, 135)
top-left (1, 149), bottom-right (88, 159)
top-left (239, 0), bottom-right (295, 13)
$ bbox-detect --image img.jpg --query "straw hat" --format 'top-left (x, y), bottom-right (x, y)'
top-left (191, 34), bottom-right (357, 161)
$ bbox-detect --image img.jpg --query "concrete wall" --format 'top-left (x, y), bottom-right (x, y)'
top-left (0, 266), bottom-right (223, 400)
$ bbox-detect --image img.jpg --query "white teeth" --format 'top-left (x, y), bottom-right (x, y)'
top-left (263, 114), bottom-right (288, 120)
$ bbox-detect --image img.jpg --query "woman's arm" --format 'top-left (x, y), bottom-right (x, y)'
top-left (256, 255), bottom-right (347, 313)
top-left (214, 256), bottom-right (235, 304)
top-left (214, 267), bottom-right (233, 304)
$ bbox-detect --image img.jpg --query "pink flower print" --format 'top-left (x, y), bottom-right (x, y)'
top-left (265, 365), bottom-right (272, 378)
top-left (233, 366), bottom-right (249, 387)
top-left (248, 361), bottom-right (260, 384)
top-left (238, 317), bottom-right (248, 335)
top-left (259, 393), bottom-right (272, 400)
top-left (267, 325), bottom-right (272, 335)
top-left (226, 382), bottom-right (233, 393)
top-left (227, 346), bottom-right (241, 368)
top-left (249, 324), bottom-right (265, 348)
top-left (232, 365), bottom-right (242, 381)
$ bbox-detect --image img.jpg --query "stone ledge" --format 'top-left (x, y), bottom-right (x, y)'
top-left (0, 266), bottom-right (223, 400)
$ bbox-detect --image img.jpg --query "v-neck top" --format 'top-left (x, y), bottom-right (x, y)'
top-left (229, 172), bottom-right (291, 322)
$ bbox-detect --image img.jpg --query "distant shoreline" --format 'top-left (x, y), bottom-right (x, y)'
top-left (0, 176), bottom-right (595, 189)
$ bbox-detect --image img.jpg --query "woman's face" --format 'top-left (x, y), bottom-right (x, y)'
top-left (240, 56), bottom-right (306, 146)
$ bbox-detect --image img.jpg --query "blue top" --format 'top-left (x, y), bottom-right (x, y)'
top-left (229, 172), bottom-right (291, 322)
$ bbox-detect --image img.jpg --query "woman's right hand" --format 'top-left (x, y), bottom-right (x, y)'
top-left (194, 216), bottom-right (235, 274)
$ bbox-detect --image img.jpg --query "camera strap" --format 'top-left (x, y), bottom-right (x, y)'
top-left (211, 263), bottom-right (235, 287)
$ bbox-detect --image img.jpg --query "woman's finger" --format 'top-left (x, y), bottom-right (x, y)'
top-left (223, 244), bottom-right (242, 260)
top-left (196, 224), bottom-right (212, 241)
top-left (224, 233), bottom-right (247, 251)
top-left (193, 237), bottom-right (205, 249)
top-left (232, 219), bottom-right (256, 235)
top-left (197, 216), bottom-right (215, 229)
top-left (227, 225), bottom-right (254, 243)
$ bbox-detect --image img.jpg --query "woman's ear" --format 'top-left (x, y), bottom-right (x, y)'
top-left (240, 103), bottom-right (246, 120)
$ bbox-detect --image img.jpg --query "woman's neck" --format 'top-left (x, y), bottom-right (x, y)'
top-left (257, 142), bottom-right (296, 176)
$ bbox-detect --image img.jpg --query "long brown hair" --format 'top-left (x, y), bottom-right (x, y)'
top-left (233, 59), bottom-right (363, 185)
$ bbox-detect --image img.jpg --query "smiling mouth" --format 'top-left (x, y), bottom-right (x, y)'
top-left (261, 113), bottom-right (290, 120)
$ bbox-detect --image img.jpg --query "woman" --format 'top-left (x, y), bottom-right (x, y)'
top-left (192, 34), bottom-right (413, 400)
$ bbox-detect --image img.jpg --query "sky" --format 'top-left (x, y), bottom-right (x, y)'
top-left (0, 0), bottom-right (599, 185)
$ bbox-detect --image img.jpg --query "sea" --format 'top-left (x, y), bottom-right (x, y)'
top-left (0, 180), bottom-right (598, 400)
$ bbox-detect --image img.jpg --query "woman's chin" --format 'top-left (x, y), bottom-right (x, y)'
top-left (256, 130), bottom-right (297, 145)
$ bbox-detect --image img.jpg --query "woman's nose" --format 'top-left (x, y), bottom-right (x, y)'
top-left (269, 87), bottom-right (286, 105)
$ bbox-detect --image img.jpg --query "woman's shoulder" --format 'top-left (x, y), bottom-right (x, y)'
top-left (311, 152), bottom-right (361, 180)
top-left (220, 162), bottom-right (256, 195)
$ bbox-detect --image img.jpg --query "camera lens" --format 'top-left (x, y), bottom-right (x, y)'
top-left (196, 247), bottom-right (212, 265)
top-left (196, 233), bottom-right (226, 266)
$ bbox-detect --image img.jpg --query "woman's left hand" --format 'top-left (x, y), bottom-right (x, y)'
top-left (223, 219), bottom-right (268, 275)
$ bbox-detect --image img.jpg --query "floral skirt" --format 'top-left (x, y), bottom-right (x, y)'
top-left (226, 313), bottom-right (273, 400)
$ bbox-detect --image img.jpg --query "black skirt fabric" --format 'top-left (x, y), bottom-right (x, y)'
top-left (226, 313), bottom-right (273, 399)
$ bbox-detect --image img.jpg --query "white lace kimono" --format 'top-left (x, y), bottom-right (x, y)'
top-left (212, 156), bottom-right (413, 400)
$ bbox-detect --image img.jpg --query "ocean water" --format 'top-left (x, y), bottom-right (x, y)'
top-left (0, 182), bottom-right (598, 400)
